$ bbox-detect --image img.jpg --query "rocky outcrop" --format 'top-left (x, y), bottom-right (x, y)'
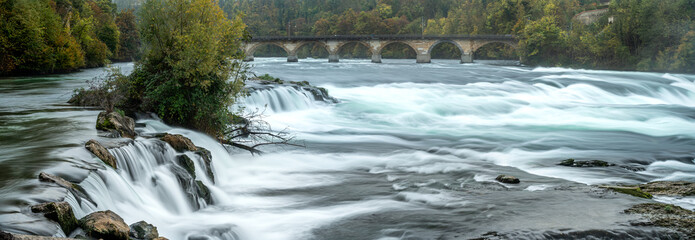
top-left (196, 180), bottom-right (212, 204)
top-left (38, 173), bottom-right (78, 191)
top-left (195, 147), bottom-right (215, 183)
top-left (85, 139), bottom-right (117, 169)
top-left (30, 202), bottom-right (78, 235)
top-left (600, 185), bottom-right (653, 199)
top-left (639, 181), bottom-right (695, 196)
top-left (177, 155), bottom-right (196, 179)
top-left (161, 134), bottom-right (197, 152)
top-left (625, 203), bottom-right (695, 237)
top-left (79, 210), bottom-right (130, 240)
top-left (96, 111), bottom-right (136, 139)
top-left (559, 159), bottom-right (615, 167)
top-left (496, 175), bottom-right (520, 184)
top-left (129, 221), bottom-right (159, 240)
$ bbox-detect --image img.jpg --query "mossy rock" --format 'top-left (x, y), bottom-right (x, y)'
top-left (129, 220), bottom-right (159, 240)
top-left (601, 185), bottom-right (653, 199)
top-left (639, 181), bottom-right (695, 196)
top-left (559, 159), bottom-right (615, 167)
top-left (177, 155), bottom-right (196, 179)
top-left (31, 202), bottom-right (78, 234)
top-left (625, 203), bottom-right (695, 237)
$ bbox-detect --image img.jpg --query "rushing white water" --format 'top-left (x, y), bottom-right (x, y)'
top-left (3, 59), bottom-right (695, 239)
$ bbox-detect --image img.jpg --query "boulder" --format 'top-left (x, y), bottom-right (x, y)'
top-left (600, 185), bottom-right (653, 199)
top-left (558, 159), bottom-right (615, 167)
top-left (79, 210), bottom-right (129, 240)
top-left (639, 181), bottom-right (695, 196)
top-left (85, 140), bottom-right (117, 169)
top-left (129, 221), bottom-right (159, 240)
top-left (160, 134), bottom-right (197, 152)
top-left (31, 202), bottom-right (78, 235)
top-left (177, 155), bottom-right (196, 179)
top-left (495, 175), bottom-right (520, 184)
top-left (96, 111), bottom-right (136, 139)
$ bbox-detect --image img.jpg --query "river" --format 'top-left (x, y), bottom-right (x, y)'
top-left (1, 58), bottom-right (695, 239)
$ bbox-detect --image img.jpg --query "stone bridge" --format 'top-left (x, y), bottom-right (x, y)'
top-left (242, 35), bottom-right (518, 63)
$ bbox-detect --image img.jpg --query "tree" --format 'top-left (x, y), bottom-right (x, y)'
top-left (135, 0), bottom-right (248, 135)
top-left (114, 9), bottom-right (139, 61)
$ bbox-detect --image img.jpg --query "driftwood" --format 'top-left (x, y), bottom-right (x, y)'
top-left (219, 108), bottom-right (304, 155)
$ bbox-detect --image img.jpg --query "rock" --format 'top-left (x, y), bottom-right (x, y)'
top-left (129, 221), bottom-right (159, 240)
top-left (37, 173), bottom-right (90, 202)
top-left (600, 185), bottom-right (653, 199)
top-left (195, 147), bottom-right (214, 183)
top-left (85, 139), bottom-right (117, 169)
top-left (0, 231), bottom-right (76, 240)
top-left (31, 202), bottom-right (78, 234)
top-left (558, 159), bottom-right (615, 167)
top-left (196, 180), bottom-right (212, 204)
top-left (625, 203), bottom-right (695, 237)
top-left (639, 181), bottom-right (695, 196)
top-left (160, 134), bottom-right (197, 152)
top-left (96, 111), bottom-right (136, 139)
top-left (79, 210), bottom-right (130, 240)
top-left (153, 237), bottom-right (169, 240)
top-left (495, 175), bottom-right (520, 184)
top-left (177, 155), bottom-right (196, 179)
top-left (38, 172), bottom-right (77, 190)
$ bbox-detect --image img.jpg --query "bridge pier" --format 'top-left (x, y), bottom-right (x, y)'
top-left (416, 53), bottom-right (431, 63)
top-left (371, 54), bottom-right (382, 63)
top-left (461, 52), bottom-right (473, 63)
top-left (328, 54), bottom-right (339, 63)
top-left (287, 54), bottom-right (298, 62)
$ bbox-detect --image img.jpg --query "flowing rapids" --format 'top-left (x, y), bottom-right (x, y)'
top-left (1, 59), bottom-right (695, 239)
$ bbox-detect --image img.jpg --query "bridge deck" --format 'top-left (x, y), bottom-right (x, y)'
top-left (249, 34), bottom-right (516, 42)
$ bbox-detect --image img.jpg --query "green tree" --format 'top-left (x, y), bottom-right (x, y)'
top-left (135, 0), bottom-right (248, 135)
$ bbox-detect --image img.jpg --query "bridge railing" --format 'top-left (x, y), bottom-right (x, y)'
top-left (248, 34), bottom-right (517, 42)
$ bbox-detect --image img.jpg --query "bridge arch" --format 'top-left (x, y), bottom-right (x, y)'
top-left (428, 40), bottom-right (465, 56)
top-left (472, 40), bottom-right (519, 62)
top-left (245, 42), bottom-right (290, 61)
top-left (472, 40), bottom-right (518, 53)
top-left (336, 41), bottom-right (373, 55)
top-left (374, 41), bottom-right (418, 63)
top-left (293, 41), bottom-right (332, 60)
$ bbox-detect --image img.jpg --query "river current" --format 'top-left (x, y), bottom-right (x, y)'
top-left (1, 58), bottom-right (695, 239)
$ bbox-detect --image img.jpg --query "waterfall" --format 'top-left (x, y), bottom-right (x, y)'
top-left (240, 84), bottom-right (338, 113)
top-left (59, 85), bottom-right (338, 239)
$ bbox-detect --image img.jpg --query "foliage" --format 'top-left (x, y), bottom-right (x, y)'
top-left (133, 0), bottom-right (249, 135)
top-left (0, 0), bottom-right (142, 75)
top-left (114, 9), bottom-right (140, 61)
top-left (69, 68), bottom-right (128, 112)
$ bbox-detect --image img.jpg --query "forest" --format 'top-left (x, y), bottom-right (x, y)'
top-left (0, 0), bottom-right (139, 75)
top-left (1, 0), bottom-right (694, 74)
